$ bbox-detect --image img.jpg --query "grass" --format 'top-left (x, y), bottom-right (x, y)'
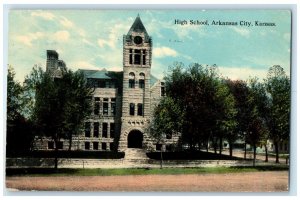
top-left (6, 165), bottom-right (289, 177)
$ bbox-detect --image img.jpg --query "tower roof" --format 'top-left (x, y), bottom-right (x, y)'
top-left (127, 15), bottom-right (149, 37)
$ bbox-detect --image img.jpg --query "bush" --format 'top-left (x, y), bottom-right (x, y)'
top-left (146, 151), bottom-right (243, 160)
top-left (7, 150), bottom-right (125, 159)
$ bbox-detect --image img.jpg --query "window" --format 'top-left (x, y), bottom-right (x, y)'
top-left (110, 81), bottom-right (115, 88)
top-left (85, 122), bottom-right (91, 137)
top-left (139, 80), bottom-right (145, 88)
top-left (94, 97), bottom-right (100, 115)
top-left (129, 72), bottom-right (135, 88)
top-left (166, 144), bottom-right (172, 151)
top-left (93, 142), bottom-right (98, 150)
top-left (110, 123), bottom-right (115, 138)
top-left (57, 141), bottom-right (63, 149)
top-left (102, 143), bottom-right (107, 150)
top-left (102, 123), bottom-right (107, 138)
top-left (110, 143), bottom-right (114, 151)
top-left (142, 50), bottom-right (146, 65)
top-left (129, 49), bottom-right (133, 64)
top-left (130, 103), bottom-right (135, 116)
top-left (139, 73), bottom-right (145, 88)
top-left (94, 122), bottom-right (99, 137)
top-left (48, 141), bottom-right (54, 149)
top-left (111, 98), bottom-right (116, 116)
top-left (138, 103), bottom-right (143, 116)
top-left (85, 142), bottom-right (90, 150)
top-left (166, 132), bottom-right (172, 139)
top-left (105, 81), bottom-right (110, 88)
top-left (96, 80), bottom-right (105, 88)
top-left (103, 98), bottom-right (108, 115)
top-left (156, 144), bottom-right (162, 151)
top-left (134, 49), bottom-right (141, 64)
top-left (161, 82), bottom-right (165, 97)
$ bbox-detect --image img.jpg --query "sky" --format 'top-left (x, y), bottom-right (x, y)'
top-left (7, 10), bottom-right (291, 83)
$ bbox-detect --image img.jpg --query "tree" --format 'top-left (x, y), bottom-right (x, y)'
top-left (226, 80), bottom-right (251, 158)
top-left (163, 62), bottom-right (237, 153)
top-left (247, 78), bottom-right (269, 166)
top-left (264, 65), bottom-right (290, 163)
top-left (25, 67), bottom-right (93, 169)
top-left (150, 97), bottom-right (184, 142)
top-left (7, 65), bottom-right (23, 122)
top-left (7, 66), bottom-right (34, 155)
top-left (149, 96), bottom-right (184, 168)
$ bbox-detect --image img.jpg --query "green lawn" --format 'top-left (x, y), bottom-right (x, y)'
top-left (6, 165), bottom-right (289, 177)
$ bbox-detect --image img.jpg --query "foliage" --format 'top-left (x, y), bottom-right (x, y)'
top-left (149, 96), bottom-right (184, 143)
top-left (7, 65), bottom-right (23, 121)
top-left (152, 63), bottom-right (290, 164)
top-left (162, 62), bottom-right (237, 151)
top-left (25, 67), bottom-right (93, 168)
top-left (6, 66), bottom-right (35, 154)
top-left (264, 65), bottom-right (290, 163)
top-left (7, 150), bottom-right (125, 159)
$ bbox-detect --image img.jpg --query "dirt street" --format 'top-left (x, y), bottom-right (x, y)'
top-left (6, 171), bottom-right (288, 192)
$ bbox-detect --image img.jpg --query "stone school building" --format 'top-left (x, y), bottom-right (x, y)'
top-left (34, 15), bottom-right (179, 153)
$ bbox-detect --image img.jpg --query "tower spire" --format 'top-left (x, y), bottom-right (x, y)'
top-left (127, 15), bottom-right (148, 36)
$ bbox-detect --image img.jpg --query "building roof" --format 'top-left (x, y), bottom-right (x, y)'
top-left (79, 68), bottom-right (159, 87)
top-left (150, 74), bottom-right (159, 86)
top-left (126, 15), bottom-right (151, 43)
top-left (127, 15), bottom-right (148, 35)
top-left (79, 69), bottom-right (112, 79)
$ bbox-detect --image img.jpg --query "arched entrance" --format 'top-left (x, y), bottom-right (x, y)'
top-left (127, 130), bottom-right (143, 148)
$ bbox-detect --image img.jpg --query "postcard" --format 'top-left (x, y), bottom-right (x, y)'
top-left (6, 9), bottom-right (291, 192)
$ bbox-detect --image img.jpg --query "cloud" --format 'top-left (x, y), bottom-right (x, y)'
top-left (231, 27), bottom-right (250, 37)
top-left (15, 32), bottom-right (44, 46)
top-left (97, 38), bottom-right (115, 49)
top-left (218, 66), bottom-right (267, 81)
top-left (31, 11), bottom-right (55, 20)
top-left (153, 46), bottom-right (178, 58)
top-left (59, 17), bottom-right (74, 28)
top-left (97, 23), bottom-right (128, 49)
top-left (82, 38), bottom-right (94, 46)
top-left (53, 31), bottom-right (70, 42)
top-left (69, 61), bottom-right (99, 70)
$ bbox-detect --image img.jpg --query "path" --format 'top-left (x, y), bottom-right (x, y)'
top-left (6, 171), bottom-right (288, 192)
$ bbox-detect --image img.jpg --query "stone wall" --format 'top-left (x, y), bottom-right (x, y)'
top-left (6, 157), bottom-right (274, 169)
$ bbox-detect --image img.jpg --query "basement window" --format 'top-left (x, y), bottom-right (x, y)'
top-left (93, 142), bottom-right (99, 150)
top-left (48, 141), bottom-right (54, 149)
top-left (102, 143), bottom-right (107, 150)
top-left (85, 142), bottom-right (90, 150)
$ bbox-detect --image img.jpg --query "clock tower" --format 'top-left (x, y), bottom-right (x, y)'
top-left (119, 15), bottom-right (153, 151)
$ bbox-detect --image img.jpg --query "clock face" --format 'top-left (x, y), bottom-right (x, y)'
top-left (134, 36), bottom-right (143, 44)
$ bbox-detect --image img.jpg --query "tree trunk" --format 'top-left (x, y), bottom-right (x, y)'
top-left (275, 141), bottom-right (280, 163)
top-left (219, 137), bottom-right (223, 155)
top-left (244, 142), bottom-right (247, 160)
top-left (229, 142), bottom-right (233, 158)
top-left (264, 144), bottom-right (268, 162)
top-left (54, 144), bottom-right (58, 170)
top-left (213, 140), bottom-right (217, 154)
top-left (54, 134), bottom-right (59, 170)
top-left (68, 135), bottom-right (72, 151)
top-left (253, 144), bottom-right (256, 167)
top-left (206, 139), bottom-right (209, 152)
top-left (160, 148), bottom-right (163, 169)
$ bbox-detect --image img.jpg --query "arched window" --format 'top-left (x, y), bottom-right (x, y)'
top-left (129, 72), bottom-right (135, 88)
top-left (139, 73), bottom-right (145, 88)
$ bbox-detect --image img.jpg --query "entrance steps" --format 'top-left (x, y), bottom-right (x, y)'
top-left (123, 148), bottom-right (150, 166)
top-left (124, 148), bottom-right (148, 160)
